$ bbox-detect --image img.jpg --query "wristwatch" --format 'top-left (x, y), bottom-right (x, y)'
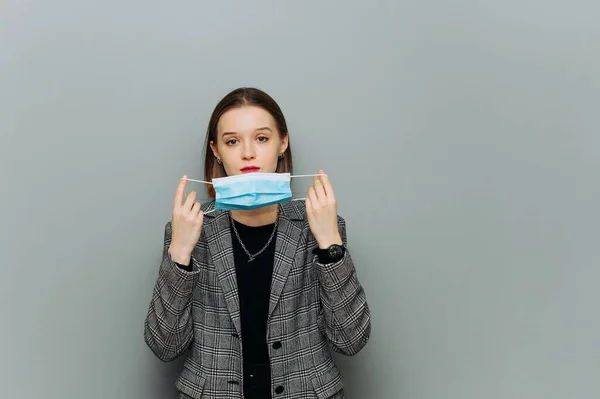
top-left (313, 244), bottom-right (346, 264)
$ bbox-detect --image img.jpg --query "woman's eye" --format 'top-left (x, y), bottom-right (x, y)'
top-left (257, 136), bottom-right (268, 143)
top-left (226, 139), bottom-right (238, 145)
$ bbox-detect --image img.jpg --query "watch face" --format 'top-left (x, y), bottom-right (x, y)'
top-left (328, 245), bottom-right (343, 258)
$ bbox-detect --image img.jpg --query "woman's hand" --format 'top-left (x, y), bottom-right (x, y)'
top-left (306, 170), bottom-right (343, 249)
top-left (169, 175), bottom-right (204, 265)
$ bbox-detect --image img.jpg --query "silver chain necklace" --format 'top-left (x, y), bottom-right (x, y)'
top-left (229, 206), bottom-right (279, 263)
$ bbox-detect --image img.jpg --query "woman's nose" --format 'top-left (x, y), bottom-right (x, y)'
top-left (241, 143), bottom-right (256, 160)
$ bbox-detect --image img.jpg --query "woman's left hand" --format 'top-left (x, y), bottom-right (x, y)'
top-left (306, 169), bottom-right (343, 248)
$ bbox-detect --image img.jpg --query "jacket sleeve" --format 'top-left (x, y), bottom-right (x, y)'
top-left (143, 221), bottom-right (200, 362)
top-left (314, 216), bottom-right (372, 356)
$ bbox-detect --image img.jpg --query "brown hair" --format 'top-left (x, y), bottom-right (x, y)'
top-left (203, 87), bottom-right (293, 198)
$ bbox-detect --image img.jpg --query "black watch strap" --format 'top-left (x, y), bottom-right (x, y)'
top-left (312, 244), bottom-right (346, 264)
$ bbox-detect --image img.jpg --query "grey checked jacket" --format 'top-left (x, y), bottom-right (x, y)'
top-left (144, 199), bottom-right (371, 399)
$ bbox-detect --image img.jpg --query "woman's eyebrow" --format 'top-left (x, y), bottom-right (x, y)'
top-left (222, 127), bottom-right (272, 137)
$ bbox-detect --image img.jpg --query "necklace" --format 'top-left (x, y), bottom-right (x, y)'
top-left (229, 206), bottom-right (279, 262)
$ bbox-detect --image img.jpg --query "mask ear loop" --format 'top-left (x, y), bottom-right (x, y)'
top-left (181, 177), bottom-right (213, 185)
top-left (290, 173), bottom-right (327, 179)
top-left (179, 177), bottom-right (220, 214)
top-left (289, 173), bottom-right (327, 201)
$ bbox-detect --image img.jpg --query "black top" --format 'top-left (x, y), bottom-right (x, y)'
top-left (230, 218), bottom-right (277, 364)
top-left (176, 217), bottom-right (277, 365)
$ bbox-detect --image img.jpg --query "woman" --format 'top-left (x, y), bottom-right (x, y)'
top-left (144, 87), bottom-right (371, 399)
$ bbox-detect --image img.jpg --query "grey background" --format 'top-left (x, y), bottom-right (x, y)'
top-left (1, 1), bottom-right (598, 398)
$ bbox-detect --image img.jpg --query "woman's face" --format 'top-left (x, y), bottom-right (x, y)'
top-left (210, 105), bottom-right (288, 176)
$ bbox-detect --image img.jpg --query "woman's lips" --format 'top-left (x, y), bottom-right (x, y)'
top-left (240, 167), bottom-right (260, 173)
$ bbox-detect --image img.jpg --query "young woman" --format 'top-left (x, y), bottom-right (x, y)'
top-left (144, 87), bottom-right (371, 399)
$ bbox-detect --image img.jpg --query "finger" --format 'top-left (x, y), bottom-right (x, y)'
top-left (183, 190), bottom-right (198, 212)
top-left (319, 169), bottom-right (335, 202)
top-left (191, 201), bottom-right (202, 216)
top-left (308, 186), bottom-right (321, 210)
top-left (305, 193), bottom-right (312, 213)
top-left (313, 175), bottom-right (327, 205)
top-left (174, 175), bottom-right (188, 208)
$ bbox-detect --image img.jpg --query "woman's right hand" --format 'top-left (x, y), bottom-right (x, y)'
top-left (168, 175), bottom-right (204, 265)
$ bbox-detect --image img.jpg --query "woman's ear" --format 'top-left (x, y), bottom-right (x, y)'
top-left (279, 133), bottom-right (289, 154)
top-left (209, 140), bottom-right (220, 160)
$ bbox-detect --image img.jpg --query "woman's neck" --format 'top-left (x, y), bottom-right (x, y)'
top-left (229, 204), bottom-right (279, 227)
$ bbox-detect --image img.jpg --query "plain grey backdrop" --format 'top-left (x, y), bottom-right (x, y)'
top-left (1, 1), bottom-right (598, 398)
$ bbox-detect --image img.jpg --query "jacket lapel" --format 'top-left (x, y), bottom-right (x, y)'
top-left (202, 200), bottom-right (306, 335)
top-left (203, 207), bottom-right (242, 336)
top-left (268, 200), bottom-right (305, 322)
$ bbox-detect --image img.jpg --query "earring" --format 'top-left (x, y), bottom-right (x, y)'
top-left (216, 158), bottom-right (222, 165)
top-left (278, 153), bottom-right (285, 159)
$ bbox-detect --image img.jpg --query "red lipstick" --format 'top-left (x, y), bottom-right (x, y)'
top-left (240, 166), bottom-right (260, 173)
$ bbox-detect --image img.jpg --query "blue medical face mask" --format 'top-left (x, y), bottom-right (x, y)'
top-left (183, 172), bottom-right (324, 211)
top-left (212, 172), bottom-right (292, 210)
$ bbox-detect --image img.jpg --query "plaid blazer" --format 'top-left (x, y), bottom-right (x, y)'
top-left (144, 199), bottom-right (371, 399)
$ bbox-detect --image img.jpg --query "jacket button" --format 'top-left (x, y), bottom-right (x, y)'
top-left (275, 386), bottom-right (284, 394)
top-left (231, 333), bottom-right (239, 338)
top-left (272, 341), bottom-right (282, 349)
